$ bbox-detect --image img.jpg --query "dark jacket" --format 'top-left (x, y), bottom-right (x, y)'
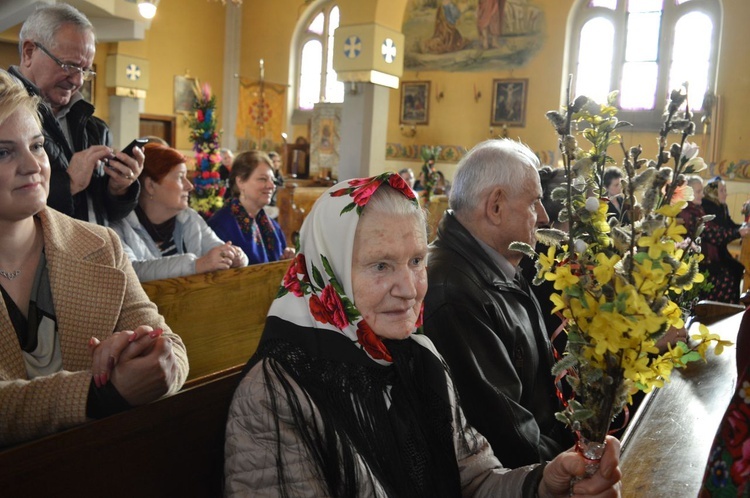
top-left (9, 66), bottom-right (138, 225)
top-left (423, 211), bottom-right (572, 468)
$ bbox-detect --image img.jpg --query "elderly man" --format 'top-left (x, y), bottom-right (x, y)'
top-left (9, 3), bottom-right (142, 225)
top-left (423, 139), bottom-right (573, 468)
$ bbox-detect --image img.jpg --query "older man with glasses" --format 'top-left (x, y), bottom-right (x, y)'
top-left (9, 3), bottom-right (143, 225)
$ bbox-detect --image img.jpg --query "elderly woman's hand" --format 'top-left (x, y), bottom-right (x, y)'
top-left (538, 436), bottom-right (622, 498)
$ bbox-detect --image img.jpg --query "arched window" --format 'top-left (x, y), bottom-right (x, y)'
top-left (296, 1), bottom-right (344, 111)
top-left (564, 0), bottom-right (721, 129)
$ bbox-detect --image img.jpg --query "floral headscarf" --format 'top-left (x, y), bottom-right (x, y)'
top-left (270, 172), bottom-right (418, 365)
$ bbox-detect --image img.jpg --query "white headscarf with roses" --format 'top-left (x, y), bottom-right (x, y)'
top-left (269, 173), bottom-right (421, 365)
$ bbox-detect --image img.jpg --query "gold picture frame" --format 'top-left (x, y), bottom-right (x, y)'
top-left (491, 78), bottom-right (528, 127)
top-left (174, 75), bottom-right (197, 114)
top-left (399, 81), bottom-right (430, 125)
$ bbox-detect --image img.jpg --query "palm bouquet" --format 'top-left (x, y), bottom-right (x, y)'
top-left (512, 84), bottom-right (732, 470)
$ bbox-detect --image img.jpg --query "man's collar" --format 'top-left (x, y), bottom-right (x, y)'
top-left (472, 233), bottom-right (516, 280)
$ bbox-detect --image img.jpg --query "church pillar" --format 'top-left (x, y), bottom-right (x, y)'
top-left (221, 3), bottom-right (242, 152)
top-left (332, 23), bottom-right (404, 179)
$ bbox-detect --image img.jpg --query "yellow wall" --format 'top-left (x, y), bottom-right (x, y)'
top-left (117, 0), bottom-right (226, 150)
top-left (1, 0), bottom-right (747, 214)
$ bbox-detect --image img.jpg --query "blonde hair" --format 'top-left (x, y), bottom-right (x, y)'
top-left (0, 70), bottom-right (42, 128)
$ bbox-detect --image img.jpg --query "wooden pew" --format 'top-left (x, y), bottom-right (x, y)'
top-left (424, 194), bottom-right (449, 242)
top-left (276, 182), bottom-right (330, 245)
top-left (0, 366), bottom-right (242, 497)
top-left (141, 260), bottom-right (289, 381)
top-left (619, 309), bottom-right (744, 496)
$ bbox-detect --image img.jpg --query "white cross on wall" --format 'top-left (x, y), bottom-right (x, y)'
top-left (381, 38), bottom-right (396, 63)
top-left (126, 64), bottom-right (141, 81)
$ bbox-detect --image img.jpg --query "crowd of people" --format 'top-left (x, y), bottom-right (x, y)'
top-left (2, 2), bottom-right (748, 496)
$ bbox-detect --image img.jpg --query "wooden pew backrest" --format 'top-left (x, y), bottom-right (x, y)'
top-left (142, 260), bottom-right (289, 381)
top-left (0, 367), bottom-right (242, 497)
top-left (277, 183), bottom-right (331, 245)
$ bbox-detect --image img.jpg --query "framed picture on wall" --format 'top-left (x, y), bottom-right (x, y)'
top-left (79, 64), bottom-right (96, 103)
top-left (174, 75), bottom-right (197, 114)
top-left (399, 81), bottom-right (430, 125)
top-left (491, 78), bottom-right (528, 127)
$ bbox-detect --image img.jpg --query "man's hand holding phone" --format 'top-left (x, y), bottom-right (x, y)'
top-left (105, 138), bottom-right (147, 196)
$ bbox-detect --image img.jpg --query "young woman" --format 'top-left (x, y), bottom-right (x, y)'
top-left (0, 69), bottom-right (188, 446)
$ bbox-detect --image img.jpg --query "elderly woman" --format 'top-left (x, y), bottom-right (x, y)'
top-left (224, 173), bottom-right (621, 497)
top-left (111, 143), bottom-right (247, 282)
top-left (0, 69), bottom-right (188, 446)
top-left (208, 151), bottom-right (294, 265)
top-left (700, 176), bottom-right (750, 303)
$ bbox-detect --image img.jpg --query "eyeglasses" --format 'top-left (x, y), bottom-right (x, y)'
top-left (34, 42), bottom-right (96, 81)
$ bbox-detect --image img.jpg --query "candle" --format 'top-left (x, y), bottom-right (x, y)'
top-left (259, 58), bottom-right (265, 81)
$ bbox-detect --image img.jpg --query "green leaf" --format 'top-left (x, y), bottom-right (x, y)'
top-left (340, 203), bottom-right (356, 215)
top-left (311, 265), bottom-right (325, 288)
top-left (680, 350), bottom-right (702, 364)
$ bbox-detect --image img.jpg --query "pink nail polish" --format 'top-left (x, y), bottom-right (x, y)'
top-left (149, 328), bottom-right (164, 339)
top-left (128, 331), bottom-right (138, 343)
top-left (93, 374), bottom-right (100, 388)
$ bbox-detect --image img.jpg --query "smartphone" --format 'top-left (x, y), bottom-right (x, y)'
top-left (119, 138), bottom-right (148, 158)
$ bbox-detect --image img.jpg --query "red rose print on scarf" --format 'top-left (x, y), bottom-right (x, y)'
top-left (332, 174), bottom-right (418, 216)
top-left (730, 439), bottom-right (750, 485)
top-left (388, 174), bottom-right (416, 200)
top-left (309, 295), bottom-right (333, 324)
top-left (356, 320), bottom-right (392, 362)
top-left (351, 181), bottom-right (381, 207)
top-left (722, 402), bottom-right (750, 459)
top-left (415, 303), bottom-right (424, 328)
top-left (282, 253), bottom-right (310, 297)
top-left (320, 285), bottom-right (349, 329)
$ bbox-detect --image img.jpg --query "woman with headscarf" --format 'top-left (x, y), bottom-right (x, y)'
top-left (208, 150), bottom-right (295, 265)
top-left (224, 173), bottom-right (621, 497)
top-left (111, 143), bottom-right (247, 282)
top-left (700, 177), bottom-right (750, 303)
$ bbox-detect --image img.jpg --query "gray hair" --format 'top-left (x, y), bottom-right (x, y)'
top-left (685, 175), bottom-right (704, 188)
top-left (362, 183), bottom-right (427, 240)
top-left (19, 3), bottom-right (94, 56)
top-left (449, 139), bottom-right (540, 214)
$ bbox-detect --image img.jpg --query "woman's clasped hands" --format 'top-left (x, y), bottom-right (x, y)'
top-left (196, 242), bottom-right (245, 274)
top-left (88, 325), bottom-right (179, 406)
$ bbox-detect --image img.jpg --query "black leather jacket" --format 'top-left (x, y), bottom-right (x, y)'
top-left (9, 66), bottom-right (138, 225)
top-left (424, 211), bottom-right (573, 468)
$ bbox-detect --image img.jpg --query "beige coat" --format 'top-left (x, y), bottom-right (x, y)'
top-left (0, 207), bottom-right (189, 446)
top-left (225, 334), bottom-right (537, 497)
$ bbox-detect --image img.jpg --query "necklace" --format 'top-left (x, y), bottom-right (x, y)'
top-left (0, 269), bottom-right (21, 280)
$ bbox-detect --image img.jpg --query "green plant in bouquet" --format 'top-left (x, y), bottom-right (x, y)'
top-left (511, 85), bottom-right (732, 468)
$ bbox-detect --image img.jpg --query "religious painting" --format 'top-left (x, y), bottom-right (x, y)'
top-left (400, 81), bottom-right (430, 125)
top-left (79, 64), bottom-right (96, 103)
top-left (174, 75), bottom-right (197, 114)
top-left (402, 0), bottom-right (545, 72)
top-left (491, 78), bottom-right (527, 127)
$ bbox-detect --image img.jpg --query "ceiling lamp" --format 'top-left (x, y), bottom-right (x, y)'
top-left (208, 0), bottom-right (243, 5)
top-left (138, 1), bottom-right (157, 19)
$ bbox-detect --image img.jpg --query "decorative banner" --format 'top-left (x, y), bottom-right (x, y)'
top-left (236, 78), bottom-right (286, 147)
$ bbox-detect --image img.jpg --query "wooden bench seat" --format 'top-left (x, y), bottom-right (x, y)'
top-left (0, 367), bottom-right (242, 497)
top-left (142, 259), bottom-right (289, 381)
